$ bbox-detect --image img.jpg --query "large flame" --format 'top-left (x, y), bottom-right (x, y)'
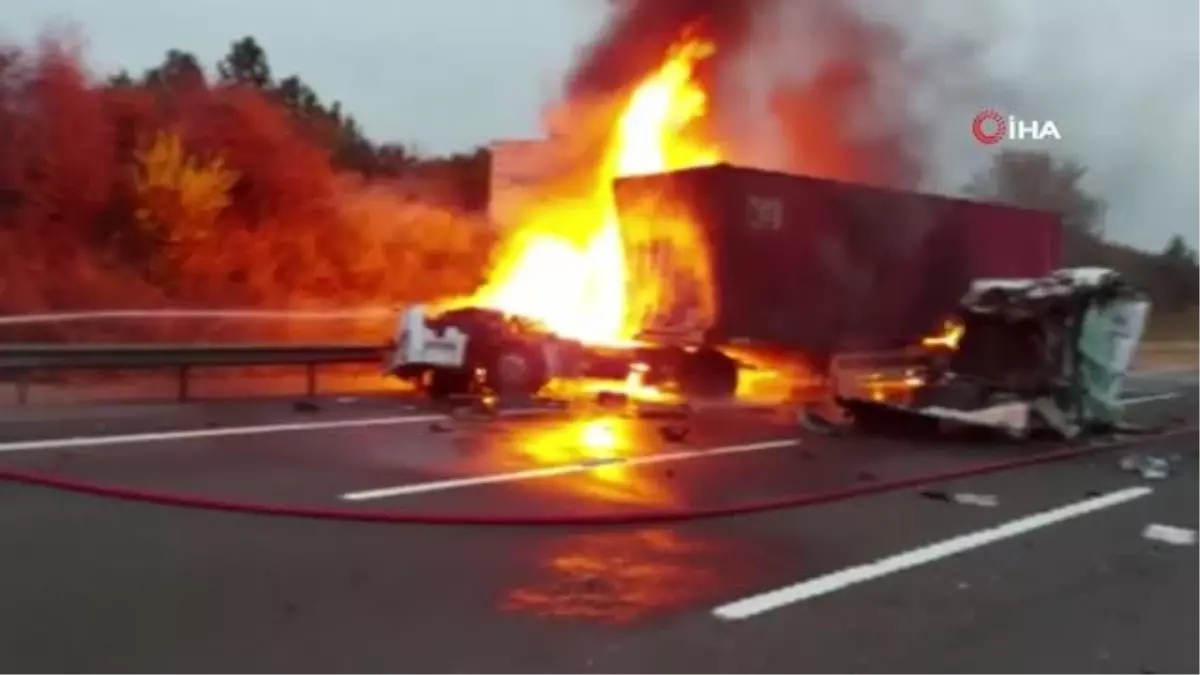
top-left (470, 37), bottom-right (720, 344)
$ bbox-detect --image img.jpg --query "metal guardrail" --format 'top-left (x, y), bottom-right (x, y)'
top-left (0, 343), bottom-right (387, 404)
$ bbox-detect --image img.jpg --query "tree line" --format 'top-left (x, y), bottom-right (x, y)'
top-left (0, 35), bottom-right (496, 341)
top-left (966, 149), bottom-right (1198, 322)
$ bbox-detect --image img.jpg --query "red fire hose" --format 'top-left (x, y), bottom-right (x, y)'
top-left (1, 427), bottom-right (1193, 527)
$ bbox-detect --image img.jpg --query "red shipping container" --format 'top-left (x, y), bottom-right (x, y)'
top-left (612, 163), bottom-right (1061, 361)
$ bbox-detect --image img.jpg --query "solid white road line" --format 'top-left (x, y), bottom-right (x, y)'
top-left (0, 414), bottom-right (447, 454)
top-left (1119, 393), bottom-right (1183, 406)
top-left (340, 438), bottom-right (801, 501)
top-left (712, 485), bottom-right (1154, 621)
top-left (0, 408), bottom-right (554, 455)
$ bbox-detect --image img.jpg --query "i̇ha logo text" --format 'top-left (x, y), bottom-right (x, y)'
top-left (972, 109), bottom-right (1061, 145)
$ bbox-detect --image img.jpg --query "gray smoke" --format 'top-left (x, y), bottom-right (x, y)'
top-left (858, 0), bottom-right (1199, 250)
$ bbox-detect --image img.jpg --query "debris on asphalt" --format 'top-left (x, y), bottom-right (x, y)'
top-left (1142, 524), bottom-right (1198, 547)
top-left (919, 490), bottom-right (1000, 507)
top-left (856, 470), bottom-right (879, 483)
top-left (1119, 453), bottom-right (1170, 480)
top-left (292, 400), bottom-right (321, 413)
top-left (429, 420), bottom-right (454, 433)
top-left (796, 405), bottom-right (846, 436)
top-left (658, 425), bottom-right (690, 443)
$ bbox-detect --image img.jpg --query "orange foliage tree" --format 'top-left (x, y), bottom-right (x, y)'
top-left (0, 35), bottom-right (497, 342)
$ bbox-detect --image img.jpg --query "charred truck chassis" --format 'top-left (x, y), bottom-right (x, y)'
top-left (384, 305), bottom-right (741, 401)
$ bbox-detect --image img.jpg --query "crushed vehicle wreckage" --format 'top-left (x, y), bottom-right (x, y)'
top-left (826, 267), bottom-right (1153, 440)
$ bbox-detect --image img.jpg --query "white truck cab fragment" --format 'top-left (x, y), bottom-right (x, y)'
top-left (385, 305), bottom-right (468, 375)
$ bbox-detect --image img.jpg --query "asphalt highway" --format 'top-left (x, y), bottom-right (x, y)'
top-left (0, 371), bottom-right (1196, 673)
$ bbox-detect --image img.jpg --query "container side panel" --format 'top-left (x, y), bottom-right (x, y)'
top-left (614, 165), bottom-right (1063, 361)
top-left (613, 170), bottom-right (721, 342)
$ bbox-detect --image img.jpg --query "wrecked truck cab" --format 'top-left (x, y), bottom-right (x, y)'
top-left (833, 267), bottom-right (1151, 440)
top-left (384, 304), bottom-right (574, 400)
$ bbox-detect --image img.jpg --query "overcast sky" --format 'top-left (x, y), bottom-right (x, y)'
top-left (4, 0), bottom-right (1197, 251)
top-left (3, 0), bottom-right (610, 153)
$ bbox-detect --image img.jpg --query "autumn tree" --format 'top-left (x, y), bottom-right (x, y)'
top-left (131, 129), bottom-right (238, 284)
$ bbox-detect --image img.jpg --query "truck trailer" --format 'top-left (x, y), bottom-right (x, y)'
top-left (386, 163), bottom-right (1063, 401)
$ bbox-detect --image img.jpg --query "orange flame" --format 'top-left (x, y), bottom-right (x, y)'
top-left (921, 318), bottom-right (966, 350)
top-left (470, 36), bottom-right (720, 345)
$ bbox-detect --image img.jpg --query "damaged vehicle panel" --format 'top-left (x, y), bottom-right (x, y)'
top-left (834, 267), bottom-right (1152, 440)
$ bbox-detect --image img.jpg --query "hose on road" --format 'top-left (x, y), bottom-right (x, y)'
top-left (0, 427), bottom-right (1193, 527)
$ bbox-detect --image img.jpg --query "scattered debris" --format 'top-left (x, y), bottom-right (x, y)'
top-left (919, 490), bottom-right (1000, 507)
top-left (429, 420), bottom-right (454, 433)
top-left (658, 425), bottom-right (690, 443)
top-left (1119, 454), bottom-right (1170, 480)
top-left (1142, 524), bottom-right (1198, 547)
top-left (856, 470), bottom-right (879, 483)
top-left (292, 400), bottom-right (321, 413)
top-left (796, 405), bottom-right (845, 436)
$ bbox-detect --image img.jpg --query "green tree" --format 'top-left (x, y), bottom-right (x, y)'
top-left (1155, 235), bottom-right (1199, 311)
top-left (217, 37), bottom-right (271, 88)
top-left (965, 150), bottom-right (1106, 236)
top-left (143, 49), bottom-right (205, 90)
top-left (107, 69), bottom-right (135, 88)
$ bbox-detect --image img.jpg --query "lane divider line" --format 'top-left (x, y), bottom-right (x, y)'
top-left (0, 410), bottom-right (546, 454)
top-left (712, 485), bottom-right (1153, 620)
top-left (340, 439), bottom-right (802, 501)
top-left (1119, 393), bottom-right (1183, 406)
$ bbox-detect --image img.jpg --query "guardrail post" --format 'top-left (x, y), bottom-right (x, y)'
top-left (178, 366), bottom-right (190, 402)
top-left (306, 362), bottom-right (318, 398)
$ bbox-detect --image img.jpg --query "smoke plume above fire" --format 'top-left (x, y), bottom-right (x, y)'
top-left (559, 0), bottom-right (924, 186)
top-left (463, 0), bottom-right (925, 345)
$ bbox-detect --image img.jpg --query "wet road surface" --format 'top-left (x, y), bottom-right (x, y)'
top-left (0, 372), bottom-right (1197, 673)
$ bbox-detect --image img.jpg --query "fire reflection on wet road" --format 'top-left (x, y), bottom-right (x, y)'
top-left (501, 528), bottom-right (762, 624)
top-left (499, 415), bottom-right (679, 507)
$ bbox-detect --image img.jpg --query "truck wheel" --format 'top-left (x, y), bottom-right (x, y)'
top-left (485, 343), bottom-right (548, 397)
top-left (677, 348), bottom-right (739, 399)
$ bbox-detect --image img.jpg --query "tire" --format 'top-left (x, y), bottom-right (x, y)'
top-left (677, 348), bottom-right (739, 399)
top-left (484, 342), bottom-right (548, 397)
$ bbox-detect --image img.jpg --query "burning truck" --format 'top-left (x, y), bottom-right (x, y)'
top-left (383, 162), bottom-right (1086, 405)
